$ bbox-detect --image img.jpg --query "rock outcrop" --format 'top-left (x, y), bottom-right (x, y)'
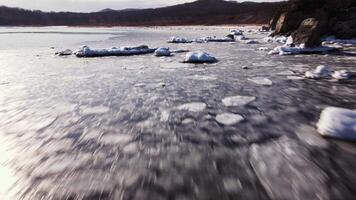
top-left (270, 0), bottom-right (356, 47)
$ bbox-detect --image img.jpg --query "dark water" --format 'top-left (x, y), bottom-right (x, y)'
top-left (0, 26), bottom-right (356, 199)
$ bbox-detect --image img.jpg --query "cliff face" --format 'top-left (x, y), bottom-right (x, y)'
top-left (270, 0), bottom-right (356, 47)
top-left (0, 0), bottom-right (285, 26)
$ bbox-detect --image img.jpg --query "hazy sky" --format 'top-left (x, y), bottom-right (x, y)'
top-left (0, 0), bottom-right (283, 12)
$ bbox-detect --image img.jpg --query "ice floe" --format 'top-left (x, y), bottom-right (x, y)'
top-left (74, 45), bottom-right (155, 57)
top-left (317, 107), bottom-right (356, 140)
top-left (305, 65), bottom-right (332, 79)
top-left (216, 113), bottom-right (244, 126)
top-left (222, 95), bottom-right (256, 107)
top-left (167, 36), bottom-right (192, 43)
top-left (184, 51), bottom-right (218, 63)
top-left (248, 77), bottom-right (273, 86)
top-left (277, 70), bottom-right (296, 76)
top-left (55, 49), bottom-right (72, 56)
top-left (268, 45), bottom-right (335, 56)
top-left (154, 47), bottom-right (171, 57)
top-left (177, 102), bottom-right (207, 112)
top-left (332, 70), bottom-right (352, 80)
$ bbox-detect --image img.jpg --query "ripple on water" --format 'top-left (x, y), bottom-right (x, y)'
top-left (222, 95), bottom-right (256, 107)
top-left (177, 102), bottom-right (207, 112)
top-left (216, 113), bottom-right (244, 126)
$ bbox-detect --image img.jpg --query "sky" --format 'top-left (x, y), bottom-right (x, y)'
top-left (0, 0), bottom-right (283, 12)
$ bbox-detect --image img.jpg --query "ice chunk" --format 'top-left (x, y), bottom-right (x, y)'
top-left (332, 70), bottom-right (352, 80)
top-left (305, 65), bottom-right (332, 79)
top-left (167, 36), bottom-right (192, 43)
top-left (184, 51), bottom-right (218, 63)
top-left (322, 36), bottom-right (356, 45)
top-left (74, 45), bottom-right (155, 57)
top-left (269, 45), bottom-right (335, 56)
top-left (248, 77), bottom-right (273, 86)
top-left (317, 107), bottom-right (356, 140)
top-left (154, 47), bottom-right (171, 57)
top-left (55, 49), bottom-right (72, 56)
top-left (178, 102), bottom-right (207, 112)
top-left (222, 95), bottom-right (256, 107)
top-left (235, 35), bottom-right (248, 41)
top-left (216, 113), bottom-right (244, 126)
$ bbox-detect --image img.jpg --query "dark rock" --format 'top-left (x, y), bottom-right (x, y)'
top-left (291, 18), bottom-right (327, 47)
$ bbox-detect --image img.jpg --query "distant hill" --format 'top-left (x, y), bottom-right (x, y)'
top-left (0, 0), bottom-right (286, 26)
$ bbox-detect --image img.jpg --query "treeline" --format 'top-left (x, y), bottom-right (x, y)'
top-left (0, 0), bottom-right (286, 26)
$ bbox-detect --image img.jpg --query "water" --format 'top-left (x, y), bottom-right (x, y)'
top-left (0, 26), bottom-right (356, 199)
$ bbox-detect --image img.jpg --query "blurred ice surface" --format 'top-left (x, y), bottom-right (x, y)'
top-left (0, 26), bottom-right (356, 199)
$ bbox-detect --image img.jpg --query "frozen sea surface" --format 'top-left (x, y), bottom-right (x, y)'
top-left (0, 26), bottom-right (356, 199)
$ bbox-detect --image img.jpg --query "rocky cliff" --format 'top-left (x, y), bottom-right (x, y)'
top-left (270, 0), bottom-right (356, 47)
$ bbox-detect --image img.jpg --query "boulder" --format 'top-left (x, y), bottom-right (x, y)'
top-left (291, 18), bottom-right (327, 47)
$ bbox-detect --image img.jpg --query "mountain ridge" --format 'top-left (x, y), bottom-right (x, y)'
top-left (0, 0), bottom-right (286, 26)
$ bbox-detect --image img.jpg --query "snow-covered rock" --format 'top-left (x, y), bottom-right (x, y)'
top-left (216, 113), bottom-right (244, 126)
top-left (154, 47), bottom-right (171, 57)
top-left (268, 45), bottom-right (335, 56)
top-left (184, 51), bottom-right (218, 63)
top-left (317, 107), bottom-right (356, 140)
top-left (167, 36), bottom-right (192, 43)
top-left (248, 77), bottom-right (273, 86)
top-left (222, 95), bottom-right (256, 107)
top-left (332, 70), bottom-right (352, 80)
top-left (55, 49), bottom-right (72, 56)
top-left (230, 30), bottom-right (244, 36)
top-left (245, 40), bottom-right (259, 44)
top-left (74, 45), bottom-right (155, 57)
top-left (305, 65), bottom-right (332, 79)
top-left (200, 36), bottom-right (235, 43)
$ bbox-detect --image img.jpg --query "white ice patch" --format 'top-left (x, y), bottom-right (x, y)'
top-left (216, 113), bottom-right (244, 126)
top-left (277, 70), bottom-right (296, 76)
top-left (74, 45), bottom-right (155, 57)
top-left (287, 76), bottom-right (305, 80)
top-left (100, 134), bottom-right (133, 145)
top-left (222, 95), bottom-right (256, 107)
top-left (248, 77), bottom-right (273, 86)
top-left (199, 36), bottom-right (235, 43)
top-left (186, 75), bottom-right (217, 81)
top-left (317, 107), bottom-right (356, 140)
top-left (178, 102), bottom-right (207, 112)
top-left (184, 51), bottom-right (217, 63)
top-left (230, 30), bottom-right (244, 36)
top-left (332, 70), bottom-right (352, 80)
top-left (154, 47), bottom-right (171, 57)
top-left (305, 65), bottom-right (332, 79)
top-left (235, 35), bottom-right (248, 41)
top-left (167, 36), bottom-right (192, 43)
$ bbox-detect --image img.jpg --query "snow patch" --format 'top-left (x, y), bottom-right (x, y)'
top-left (305, 65), bottom-right (332, 79)
top-left (317, 107), bottom-right (356, 140)
top-left (268, 45), bottom-right (335, 56)
top-left (332, 70), bottom-right (352, 80)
